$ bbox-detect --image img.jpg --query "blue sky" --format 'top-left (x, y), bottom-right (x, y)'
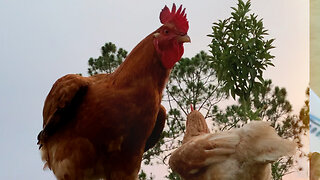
top-left (0, 0), bottom-right (308, 179)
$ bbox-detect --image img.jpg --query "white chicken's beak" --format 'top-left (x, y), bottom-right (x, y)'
top-left (177, 34), bottom-right (191, 43)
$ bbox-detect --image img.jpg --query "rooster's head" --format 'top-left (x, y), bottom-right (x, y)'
top-left (153, 3), bottom-right (190, 69)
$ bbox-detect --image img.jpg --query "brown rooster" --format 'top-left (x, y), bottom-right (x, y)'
top-left (169, 108), bottom-right (296, 180)
top-left (37, 4), bottom-right (190, 180)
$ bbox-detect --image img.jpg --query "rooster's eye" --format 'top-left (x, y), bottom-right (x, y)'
top-left (164, 29), bottom-right (169, 34)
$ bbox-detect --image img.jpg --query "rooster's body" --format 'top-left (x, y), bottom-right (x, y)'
top-left (38, 4), bottom-right (190, 180)
top-left (169, 110), bottom-right (296, 180)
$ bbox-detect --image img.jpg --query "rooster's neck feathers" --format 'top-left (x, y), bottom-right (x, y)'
top-left (111, 34), bottom-right (170, 92)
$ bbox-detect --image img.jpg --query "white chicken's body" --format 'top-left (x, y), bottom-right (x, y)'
top-left (169, 111), bottom-right (296, 180)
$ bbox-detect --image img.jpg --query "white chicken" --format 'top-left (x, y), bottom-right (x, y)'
top-left (169, 109), bottom-right (296, 180)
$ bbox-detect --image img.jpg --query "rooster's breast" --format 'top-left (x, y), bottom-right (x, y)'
top-left (74, 82), bottom-right (160, 153)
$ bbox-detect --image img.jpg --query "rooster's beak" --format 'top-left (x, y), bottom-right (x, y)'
top-left (177, 34), bottom-right (191, 43)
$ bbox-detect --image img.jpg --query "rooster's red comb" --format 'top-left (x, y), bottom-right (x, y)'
top-left (160, 3), bottom-right (189, 34)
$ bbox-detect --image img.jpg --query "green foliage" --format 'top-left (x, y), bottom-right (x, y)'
top-left (208, 0), bottom-right (275, 101)
top-left (167, 51), bottom-right (225, 114)
top-left (138, 170), bottom-right (154, 180)
top-left (88, 42), bottom-right (127, 75)
top-left (299, 88), bottom-right (310, 129)
top-left (213, 80), bottom-right (292, 129)
top-left (165, 169), bottom-right (181, 180)
top-left (271, 158), bottom-right (293, 180)
top-left (162, 51), bottom-right (224, 146)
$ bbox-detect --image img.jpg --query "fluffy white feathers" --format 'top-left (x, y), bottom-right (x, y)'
top-left (169, 110), bottom-right (296, 180)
